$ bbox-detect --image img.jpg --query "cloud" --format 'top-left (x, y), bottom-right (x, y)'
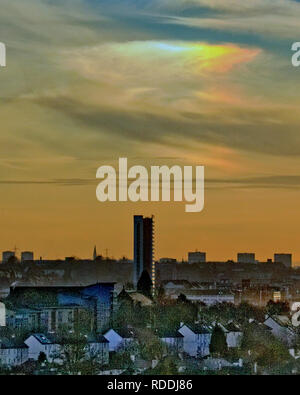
top-left (2, 174), bottom-right (300, 191)
top-left (1, 0), bottom-right (300, 184)
top-left (102, 0), bottom-right (300, 40)
top-left (0, 178), bottom-right (94, 186)
top-left (207, 175), bottom-right (300, 189)
top-left (31, 91), bottom-right (300, 158)
top-left (155, 0), bottom-right (300, 40)
top-left (22, 38), bottom-right (299, 161)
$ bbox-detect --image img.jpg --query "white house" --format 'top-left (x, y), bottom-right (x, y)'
top-left (0, 338), bottom-right (28, 367)
top-left (25, 333), bottom-right (109, 365)
top-left (264, 315), bottom-right (297, 346)
top-left (219, 322), bottom-right (243, 348)
top-left (25, 334), bottom-right (60, 363)
top-left (156, 329), bottom-right (184, 353)
top-left (103, 328), bottom-right (135, 352)
top-left (178, 324), bottom-right (212, 357)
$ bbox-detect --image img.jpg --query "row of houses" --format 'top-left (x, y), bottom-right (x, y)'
top-left (0, 331), bottom-right (110, 368)
top-left (0, 321), bottom-right (243, 368)
top-left (104, 322), bottom-right (243, 358)
top-left (2, 318), bottom-right (298, 370)
top-left (25, 333), bottom-right (109, 365)
top-left (102, 314), bottom-right (298, 359)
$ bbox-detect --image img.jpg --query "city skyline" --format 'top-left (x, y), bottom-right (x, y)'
top-left (0, 239), bottom-right (294, 267)
top-left (1, 1), bottom-right (300, 262)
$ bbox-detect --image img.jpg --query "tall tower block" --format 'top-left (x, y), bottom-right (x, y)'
top-left (133, 215), bottom-right (154, 288)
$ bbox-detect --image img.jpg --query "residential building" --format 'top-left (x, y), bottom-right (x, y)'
top-left (178, 324), bottom-right (212, 357)
top-left (21, 252), bottom-right (34, 263)
top-left (237, 253), bottom-right (255, 264)
top-left (160, 280), bottom-right (192, 298)
top-left (156, 328), bottom-right (184, 353)
top-left (133, 215), bottom-right (154, 288)
top-left (159, 258), bottom-right (177, 264)
top-left (6, 305), bottom-right (93, 333)
top-left (274, 254), bottom-right (292, 269)
top-left (6, 308), bottom-right (40, 331)
top-left (219, 322), bottom-right (243, 348)
top-left (25, 333), bottom-right (109, 365)
top-left (179, 290), bottom-right (235, 305)
top-left (264, 315), bottom-right (297, 346)
top-left (188, 251), bottom-right (206, 264)
top-left (103, 328), bottom-right (135, 352)
top-left (2, 251), bottom-right (15, 264)
top-left (8, 282), bottom-right (115, 332)
top-left (0, 338), bottom-right (28, 367)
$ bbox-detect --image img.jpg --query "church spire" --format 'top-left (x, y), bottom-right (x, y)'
top-left (93, 245), bottom-right (97, 260)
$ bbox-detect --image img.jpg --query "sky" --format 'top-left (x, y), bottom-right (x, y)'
top-left (0, 0), bottom-right (300, 263)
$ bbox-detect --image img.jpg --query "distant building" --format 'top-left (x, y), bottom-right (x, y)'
top-left (241, 279), bottom-right (251, 290)
top-left (188, 251), bottom-right (206, 264)
top-left (93, 246), bottom-right (97, 260)
top-left (159, 258), bottom-right (177, 264)
top-left (21, 251), bottom-right (34, 263)
top-left (237, 253), bottom-right (255, 264)
top-left (179, 290), bottom-right (235, 305)
top-left (133, 215), bottom-right (154, 288)
top-left (272, 290), bottom-right (281, 302)
top-left (274, 253), bottom-right (292, 268)
top-left (161, 280), bottom-right (192, 298)
top-left (2, 251), bottom-right (15, 264)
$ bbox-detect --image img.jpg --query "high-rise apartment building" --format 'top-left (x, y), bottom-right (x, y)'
top-left (133, 215), bottom-right (154, 288)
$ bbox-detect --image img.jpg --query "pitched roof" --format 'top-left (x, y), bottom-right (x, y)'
top-left (223, 322), bottom-right (241, 333)
top-left (31, 333), bottom-right (109, 345)
top-left (265, 315), bottom-right (295, 331)
top-left (182, 323), bottom-right (212, 334)
top-left (33, 333), bottom-right (54, 345)
top-left (127, 292), bottom-right (153, 306)
top-left (108, 327), bottom-right (135, 338)
top-left (156, 328), bottom-right (184, 338)
top-left (0, 338), bottom-right (28, 349)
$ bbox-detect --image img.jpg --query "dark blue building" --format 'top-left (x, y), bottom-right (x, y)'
top-left (9, 283), bottom-right (115, 332)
